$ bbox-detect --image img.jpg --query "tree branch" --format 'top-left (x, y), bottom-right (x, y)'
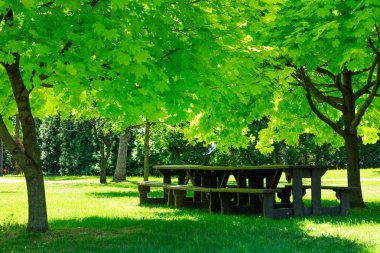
top-left (316, 67), bottom-right (336, 80)
top-left (296, 69), bottom-right (344, 111)
top-left (368, 39), bottom-right (379, 54)
top-left (160, 48), bottom-right (181, 61)
top-left (351, 66), bottom-right (371, 76)
top-left (354, 54), bottom-right (380, 100)
top-left (0, 115), bottom-right (30, 170)
top-left (297, 68), bottom-right (345, 137)
top-left (60, 40), bottom-right (72, 55)
top-left (91, 0), bottom-right (100, 8)
top-left (304, 84), bottom-right (345, 137)
top-left (350, 60), bottom-right (380, 133)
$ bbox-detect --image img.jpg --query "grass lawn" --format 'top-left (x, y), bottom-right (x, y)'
top-left (0, 168), bottom-right (379, 253)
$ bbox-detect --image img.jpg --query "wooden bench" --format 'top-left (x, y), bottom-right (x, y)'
top-left (284, 185), bottom-right (359, 215)
top-left (165, 185), bottom-right (212, 209)
top-left (130, 181), bottom-right (171, 205)
top-left (166, 184), bottom-right (282, 218)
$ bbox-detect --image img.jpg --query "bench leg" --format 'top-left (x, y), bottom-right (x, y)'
top-left (173, 190), bottom-right (186, 208)
top-left (278, 188), bottom-right (291, 205)
top-left (209, 192), bottom-right (220, 213)
top-left (335, 190), bottom-right (350, 215)
top-left (219, 193), bottom-right (235, 214)
top-left (138, 185), bottom-right (150, 204)
top-left (167, 189), bottom-right (174, 207)
top-left (262, 193), bottom-right (275, 218)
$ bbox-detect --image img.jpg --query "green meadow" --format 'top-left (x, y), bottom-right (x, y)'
top-left (1, 169), bottom-right (379, 253)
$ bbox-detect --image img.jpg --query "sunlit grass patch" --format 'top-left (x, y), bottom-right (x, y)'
top-left (0, 169), bottom-right (379, 253)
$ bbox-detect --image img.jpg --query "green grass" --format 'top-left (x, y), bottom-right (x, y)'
top-left (0, 169), bottom-right (380, 253)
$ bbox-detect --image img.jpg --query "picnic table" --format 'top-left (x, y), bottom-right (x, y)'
top-left (133, 165), bottom-right (356, 218)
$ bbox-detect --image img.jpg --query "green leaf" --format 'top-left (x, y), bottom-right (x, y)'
top-left (20, 0), bottom-right (34, 8)
top-left (66, 64), bottom-right (77, 76)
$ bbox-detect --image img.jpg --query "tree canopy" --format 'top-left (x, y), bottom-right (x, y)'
top-left (1, 0), bottom-right (379, 230)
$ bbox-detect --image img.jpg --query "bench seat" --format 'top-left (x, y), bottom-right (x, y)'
top-left (166, 184), bottom-right (281, 218)
top-left (132, 181), bottom-right (284, 218)
top-left (129, 180), bottom-right (171, 204)
top-left (283, 184), bottom-right (359, 215)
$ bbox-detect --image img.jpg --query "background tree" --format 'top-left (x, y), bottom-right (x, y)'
top-left (58, 117), bottom-right (96, 175)
top-left (38, 116), bottom-right (62, 175)
top-left (90, 118), bottom-right (117, 184)
top-left (113, 126), bottom-right (133, 182)
top-left (251, 0), bottom-right (380, 207)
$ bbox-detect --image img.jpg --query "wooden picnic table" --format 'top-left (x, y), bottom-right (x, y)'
top-left (152, 164), bottom-right (346, 217)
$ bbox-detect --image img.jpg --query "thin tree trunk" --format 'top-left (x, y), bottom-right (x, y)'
top-left (143, 120), bottom-right (151, 181)
top-left (344, 133), bottom-right (366, 207)
top-left (113, 127), bottom-right (131, 182)
top-left (0, 140), bottom-right (3, 176)
top-left (100, 142), bottom-right (107, 184)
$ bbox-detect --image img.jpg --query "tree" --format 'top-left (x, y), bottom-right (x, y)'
top-left (38, 115), bottom-right (62, 175)
top-left (0, 54), bottom-right (48, 232)
top-left (0, 0), bottom-right (263, 231)
top-left (113, 127), bottom-right (129, 182)
top-left (0, 1), bottom-right (104, 232)
top-left (251, 0), bottom-right (380, 207)
top-left (90, 118), bottom-right (116, 184)
top-left (113, 126), bottom-right (134, 182)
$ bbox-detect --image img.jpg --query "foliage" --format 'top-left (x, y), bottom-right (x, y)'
top-left (247, 0), bottom-right (380, 150)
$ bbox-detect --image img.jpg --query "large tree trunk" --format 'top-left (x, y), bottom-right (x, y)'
top-left (0, 140), bottom-right (3, 176)
top-left (113, 127), bottom-right (131, 182)
top-left (0, 54), bottom-right (48, 232)
top-left (143, 121), bottom-right (151, 181)
top-left (344, 133), bottom-right (366, 207)
top-left (24, 163), bottom-right (48, 232)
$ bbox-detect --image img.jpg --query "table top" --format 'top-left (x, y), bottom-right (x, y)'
top-left (153, 164), bottom-right (328, 171)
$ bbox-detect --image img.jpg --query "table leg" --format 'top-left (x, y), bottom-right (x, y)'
top-left (193, 173), bottom-right (202, 206)
top-left (163, 172), bottom-right (172, 200)
top-left (311, 168), bottom-right (322, 215)
top-left (236, 172), bottom-right (248, 206)
top-left (292, 168), bottom-right (304, 216)
top-left (248, 177), bottom-right (263, 207)
top-left (209, 172), bottom-right (221, 212)
top-left (178, 173), bottom-right (186, 185)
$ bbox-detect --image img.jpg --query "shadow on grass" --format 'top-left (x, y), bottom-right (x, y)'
top-left (1, 210), bottom-right (376, 253)
top-left (0, 191), bottom-right (17, 194)
top-left (88, 191), bottom-right (139, 198)
top-left (44, 176), bottom-right (97, 181)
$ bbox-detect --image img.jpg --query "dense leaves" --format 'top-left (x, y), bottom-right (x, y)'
top-left (3, 117), bottom-right (379, 177)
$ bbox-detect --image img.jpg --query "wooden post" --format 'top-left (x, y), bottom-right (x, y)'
top-left (138, 185), bottom-right (150, 204)
top-left (143, 120), bottom-right (151, 181)
top-left (292, 168), bottom-right (304, 216)
top-left (173, 190), bottom-right (186, 208)
top-left (337, 190), bottom-right (350, 215)
top-left (311, 167), bottom-right (322, 215)
top-left (262, 193), bottom-right (275, 218)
